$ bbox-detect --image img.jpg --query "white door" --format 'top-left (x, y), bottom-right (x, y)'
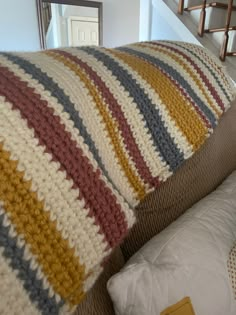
top-left (69, 17), bottom-right (99, 46)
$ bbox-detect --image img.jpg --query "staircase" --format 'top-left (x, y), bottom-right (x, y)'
top-left (149, 0), bottom-right (236, 81)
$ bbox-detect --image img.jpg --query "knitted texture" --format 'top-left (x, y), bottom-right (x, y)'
top-left (0, 41), bottom-right (234, 314)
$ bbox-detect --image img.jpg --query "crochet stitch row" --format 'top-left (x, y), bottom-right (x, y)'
top-left (0, 41), bottom-right (234, 314)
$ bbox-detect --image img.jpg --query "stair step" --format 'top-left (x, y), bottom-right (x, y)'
top-left (155, 0), bottom-right (236, 80)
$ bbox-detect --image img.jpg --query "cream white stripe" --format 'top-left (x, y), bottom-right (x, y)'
top-left (85, 64), bottom-right (148, 192)
top-left (155, 41), bottom-right (232, 108)
top-left (60, 305), bottom-right (76, 315)
top-left (0, 94), bottom-right (109, 273)
top-left (95, 47), bottom-right (193, 164)
top-left (134, 43), bottom-right (220, 118)
top-left (160, 41), bottom-right (231, 101)
top-left (20, 52), bottom-right (138, 206)
top-left (0, 207), bottom-right (62, 303)
top-left (169, 41), bottom-right (235, 101)
top-left (69, 48), bottom-right (171, 181)
top-left (1, 51), bottom-right (136, 212)
top-left (0, 52), bottom-right (134, 223)
top-left (0, 247), bottom-right (41, 315)
top-left (84, 264), bottom-right (103, 292)
top-left (191, 44), bottom-right (235, 103)
top-left (2, 53), bottom-right (135, 225)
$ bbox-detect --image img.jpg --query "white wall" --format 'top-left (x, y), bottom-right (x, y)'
top-left (0, 0), bottom-right (140, 51)
top-left (151, 0), bottom-right (200, 44)
top-left (151, 2), bottom-right (182, 41)
top-left (102, 0), bottom-right (140, 47)
top-left (139, 0), bottom-right (152, 41)
top-left (0, 0), bottom-right (40, 51)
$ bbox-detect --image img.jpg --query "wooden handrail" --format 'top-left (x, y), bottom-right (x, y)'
top-left (205, 26), bottom-right (236, 33)
top-left (198, 0), bottom-right (207, 36)
top-left (178, 0), bottom-right (236, 61)
top-left (178, 0), bottom-right (184, 14)
top-left (227, 52), bottom-right (236, 56)
top-left (220, 0), bottom-right (234, 61)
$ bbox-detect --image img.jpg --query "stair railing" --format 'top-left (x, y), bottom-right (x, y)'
top-left (178, 0), bottom-right (236, 60)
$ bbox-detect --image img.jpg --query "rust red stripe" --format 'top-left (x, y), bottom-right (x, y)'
top-left (55, 49), bottom-right (159, 188)
top-left (0, 66), bottom-right (128, 247)
top-left (138, 44), bottom-right (211, 129)
top-left (152, 42), bottom-right (225, 111)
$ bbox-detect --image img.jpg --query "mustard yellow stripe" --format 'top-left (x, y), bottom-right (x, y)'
top-left (109, 49), bottom-right (207, 151)
top-left (45, 50), bottom-right (146, 201)
top-left (0, 143), bottom-right (85, 306)
top-left (138, 43), bottom-right (221, 117)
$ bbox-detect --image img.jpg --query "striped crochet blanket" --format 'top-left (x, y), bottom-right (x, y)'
top-left (0, 41), bottom-right (234, 314)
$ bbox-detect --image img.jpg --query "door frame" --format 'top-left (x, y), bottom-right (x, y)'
top-left (36, 0), bottom-right (103, 49)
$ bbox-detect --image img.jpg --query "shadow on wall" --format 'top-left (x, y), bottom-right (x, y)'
top-left (151, 3), bottom-right (183, 40)
top-left (149, 0), bottom-right (200, 44)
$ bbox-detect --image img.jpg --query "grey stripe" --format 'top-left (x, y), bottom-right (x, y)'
top-left (0, 52), bottom-right (125, 203)
top-left (0, 209), bottom-right (63, 315)
top-left (118, 46), bottom-right (217, 128)
top-left (79, 47), bottom-right (184, 172)
top-left (162, 40), bottom-right (231, 103)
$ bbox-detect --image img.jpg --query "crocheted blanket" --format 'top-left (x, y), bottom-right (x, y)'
top-left (0, 41), bottom-right (234, 314)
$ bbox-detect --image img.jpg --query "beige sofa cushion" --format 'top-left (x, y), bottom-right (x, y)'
top-left (108, 171), bottom-right (236, 315)
top-left (76, 100), bottom-right (236, 315)
top-left (122, 100), bottom-right (236, 259)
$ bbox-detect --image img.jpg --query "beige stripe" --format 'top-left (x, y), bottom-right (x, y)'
top-left (60, 305), bottom-right (76, 315)
top-left (46, 50), bottom-right (146, 200)
top-left (142, 42), bottom-right (229, 114)
top-left (19, 52), bottom-right (138, 206)
top-left (194, 45), bottom-right (235, 103)
top-left (172, 42), bottom-right (234, 100)
top-left (110, 49), bottom-right (208, 152)
top-left (156, 41), bottom-right (232, 106)
top-left (0, 53), bottom-right (134, 225)
top-left (0, 247), bottom-right (41, 315)
top-left (135, 43), bottom-right (221, 118)
top-left (83, 264), bottom-right (103, 292)
top-left (0, 55), bottom-right (98, 170)
top-left (68, 48), bottom-right (172, 181)
top-left (96, 47), bottom-right (194, 162)
top-left (0, 96), bottom-right (108, 273)
top-left (0, 142), bottom-right (87, 305)
top-left (0, 54), bottom-right (134, 226)
top-left (0, 207), bottom-right (62, 302)
top-left (101, 47), bottom-right (194, 158)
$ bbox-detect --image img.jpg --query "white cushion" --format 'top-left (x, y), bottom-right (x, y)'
top-left (107, 171), bottom-right (236, 315)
